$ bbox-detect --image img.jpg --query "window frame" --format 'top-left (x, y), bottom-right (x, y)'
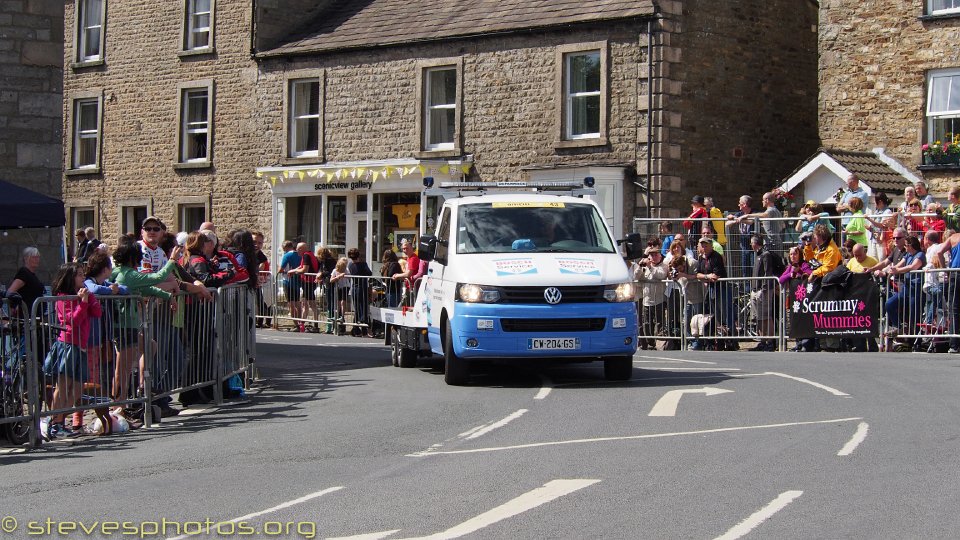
top-left (928, 0), bottom-right (960, 16)
top-left (423, 66), bottom-right (458, 151)
top-left (554, 41), bottom-right (608, 149)
top-left (176, 196), bottom-right (210, 232)
top-left (174, 80), bottom-right (214, 168)
top-left (65, 90), bottom-right (104, 175)
top-left (118, 198), bottom-right (152, 238)
top-left (282, 70), bottom-right (325, 163)
top-left (181, 0), bottom-right (215, 55)
top-left (925, 67), bottom-right (960, 143)
top-left (415, 57), bottom-right (462, 158)
top-left (73, 0), bottom-right (106, 68)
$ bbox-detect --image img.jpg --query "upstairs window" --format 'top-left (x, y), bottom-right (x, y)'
top-left (176, 82), bottom-right (213, 166)
top-left (929, 0), bottom-right (960, 15)
top-left (424, 66), bottom-right (457, 151)
top-left (927, 69), bottom-right (960, 144)
top-left (76, 0), bottom-right (105, 64)
top-left (72, 98), bottom-right (101, 169)
top-left (185, 0), bottom-right (212, 51)
top-left (564, 51), bottom-right (601, 139)
top-left (289, 79), bottom-right (320, 157)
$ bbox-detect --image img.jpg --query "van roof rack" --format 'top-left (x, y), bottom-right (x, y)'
top-left (425, 180), bottom-right (596, 198)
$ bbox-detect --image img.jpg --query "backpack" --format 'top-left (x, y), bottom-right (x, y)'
top-left (768, 250), bottom-right (786, 278)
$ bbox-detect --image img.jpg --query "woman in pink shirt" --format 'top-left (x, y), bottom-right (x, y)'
top-left (42, 263), bottom-right (102, 439)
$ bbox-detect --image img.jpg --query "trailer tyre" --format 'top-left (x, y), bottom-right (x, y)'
top-left (443, 321), bottom-right (470, 386)
top-left (391, 326), bottom-right (418, 368)
top-left (603, 356), bottom-right (633, 381)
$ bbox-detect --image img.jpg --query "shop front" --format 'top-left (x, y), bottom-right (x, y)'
top-left (258, 158), bottom-right (469, 272)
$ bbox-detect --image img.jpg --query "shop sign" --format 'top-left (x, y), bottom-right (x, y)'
top-left (314, 180), bottom-right (374, 191)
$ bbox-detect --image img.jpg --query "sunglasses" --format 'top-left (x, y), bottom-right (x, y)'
top-left (142, 227), bottom-right (162, 232)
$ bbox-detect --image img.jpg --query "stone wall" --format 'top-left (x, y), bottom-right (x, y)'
top-left (0, 0), bottom-right (64, 286)
top-left (819, 0), bottom-right (960, 194)
top-left (61, 0), bottom-right (270, 249)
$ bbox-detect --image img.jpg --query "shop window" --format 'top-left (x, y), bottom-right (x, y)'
top-left (555, 42), bottom-right (608, 148)
top-left (176, 81), bottom-right (213, 167)
top-left (926, 68), bottom-right (960, 144)
top-left (74, 0), bottom-right (105, 66)
top-left (184, 0), bottom-right (213, 52)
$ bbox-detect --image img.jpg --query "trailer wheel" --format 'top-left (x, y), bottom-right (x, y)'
top-left (603, 356), bottom-right (633, 381)
top-left (391, 326), bottom-right (418, 368)
top-left (443, 321), bottom-right (470, 385)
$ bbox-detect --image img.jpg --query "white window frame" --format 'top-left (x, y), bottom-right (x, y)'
top-left (289, 79), bottom-right (320, 158)
top-left (564, 51), bottom-right (602, 140)
top-left (926, 68), bottom-right (960, 142)
top-left (424, 66), bottom-right (457, 151)
top-left (76, 0), bottom-right (105, 64)
top-left (929, 0), bottom-right (960, 16)
top-left (177, 198), bottom-right (209, 232)
top-left (184, 0), bottom-right (213, 51)
top-left (66, 90), bottom-right (103, 174)
top-left (175, 80), bottom-right (214, 166)
top-left (73, 98), bottom-right (100, 169)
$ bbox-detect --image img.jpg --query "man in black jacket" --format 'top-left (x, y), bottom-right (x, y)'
top-left (750, 234), bottom-right (784, 351)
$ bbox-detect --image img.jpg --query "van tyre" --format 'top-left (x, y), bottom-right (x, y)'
top-left (391, 326), bottom-right (417, 368)
top-left (604, 356), bottom-right (633, 381)
top-left (443, 321), bottom-right (470, 385)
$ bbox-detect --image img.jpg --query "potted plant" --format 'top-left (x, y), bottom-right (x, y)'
top-left (923, 134), bottom-right (960, 165)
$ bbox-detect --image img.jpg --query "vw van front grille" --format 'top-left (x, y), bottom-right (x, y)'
top-left (500, 318), bottom-right (606, 332)
top-left (499, 285), bottom-right (606, 304)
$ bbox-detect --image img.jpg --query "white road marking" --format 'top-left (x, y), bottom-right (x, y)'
top-left (837, 421), bottom-right (870, 456)
top-left (463, 409), bottom-right (527, 440)
top-left (763, 371), bottom-right (850, 396)
top-left (165, 487), bottom-right (344, 540)
top-left (648, 387), bottom-right (735, 417)
top-left (327, 531), bottom-right (401, 540)
top-left (393, 479), bottom-right (600, 540)
top-left (534, 375), bottom-right (553, 400)
top-left (641, 367), bottom-right (742, 372)
top-left (407, 417), bottom-right (862, 457)
top-left (713, 490), bottom-right (803, 540)
top-left (635, 355), bottom-right (716, 364)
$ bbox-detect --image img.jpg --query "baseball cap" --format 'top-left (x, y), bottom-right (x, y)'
top-left (804, 200), bottom-right (817, 207)
top-left (644, 246), bottom-right (661, 256)
top-left (698, 237), bottom-right (712, 245)
top-left (691, 195), bottom-right (705, 205)
top-left (142, 216), bottom-right (166, 230)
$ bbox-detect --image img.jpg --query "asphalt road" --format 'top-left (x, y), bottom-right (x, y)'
top-left (1, 330), bottom-right (959, 540)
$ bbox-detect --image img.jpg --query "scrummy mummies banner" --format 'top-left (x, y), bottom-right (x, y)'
top-left (789, 274), bottom-right (880, 338)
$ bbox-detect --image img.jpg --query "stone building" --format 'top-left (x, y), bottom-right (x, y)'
top-left (819, 0), bottom-right (960, 195)
top-left (0, 0), bottom-right (64, 286)
top-left (61, 0), bottom-right (819, 267)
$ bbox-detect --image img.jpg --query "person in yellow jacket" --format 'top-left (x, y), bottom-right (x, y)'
top-left (802, 224), bottom-right (842, 280)
top-left (704, 197), bottom-right (727, 246)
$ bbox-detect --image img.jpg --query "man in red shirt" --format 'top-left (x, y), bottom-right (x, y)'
top-left (683, 195), bottom-right (708, 236)
top-left (392, 240), bottom-right (421, 305)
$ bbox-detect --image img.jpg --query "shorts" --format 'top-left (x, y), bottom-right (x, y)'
top-left (113, 328), bottom-right (141, 349)
top-left (43, 340), bottom-right (88, 382)
top-left (284, 280), bottom-right (302, 302)
top-left (303, 281), bottom-right (317, 301)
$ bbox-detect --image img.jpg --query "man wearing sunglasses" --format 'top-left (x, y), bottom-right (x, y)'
top-left (138, 216), bottom-right (169, 274)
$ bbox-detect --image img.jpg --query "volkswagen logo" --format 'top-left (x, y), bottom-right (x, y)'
top-left (543, 287), bottom-right (563, 304)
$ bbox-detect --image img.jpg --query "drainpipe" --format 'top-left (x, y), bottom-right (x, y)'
top-left (646, 17), bottom-right (654, 218)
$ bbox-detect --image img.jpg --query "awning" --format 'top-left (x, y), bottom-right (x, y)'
top-left (0, 179), bottom-right (65, 230)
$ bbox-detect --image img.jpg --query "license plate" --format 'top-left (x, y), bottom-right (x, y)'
top-left (528, 338), bottom-right (581, 350)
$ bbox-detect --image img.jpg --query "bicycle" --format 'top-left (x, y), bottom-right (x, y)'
top-left (1, 311), bottom-right (30, 445)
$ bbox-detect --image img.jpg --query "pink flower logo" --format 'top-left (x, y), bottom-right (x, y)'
top-left (858, 300), bottom-right (865, 312)
top-left (795, 285), bottom-right (806, 301)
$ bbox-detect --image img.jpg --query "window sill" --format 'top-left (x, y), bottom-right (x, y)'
top-left (70, 59), bottom-right (105, 70)
top-left (918, 162), bottom-right (960, 171)
top-left (918, 12), bottom-right (960, 22)
top-left (280, 156), bottom-right (324, 166)
top-left (173, 161), bottom-right (212, 170)
top-left (178, 48), bottom-right (216, 59)
top-left (554, 137), bottom-right (609, 150)
top-left (414, 149), bottom-right (462, 159)
top-left (65, 167), bottom-right (101, 177)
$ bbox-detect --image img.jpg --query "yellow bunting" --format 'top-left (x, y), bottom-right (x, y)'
top-left (357, 167), bottom-right (366, 178)
top-left (298, 171), bottom-right (305, 181)
top-left (418, 165), bottom-right (426, 177)
top-left (256, 171), bottom-right (263, 178)
top-left (372, 169), bottom-right (380, 182)
top-left (270, 177), bottom-right (276, 186)
top-left (385, 166), bottom-right (395, 177)
top-left (335, 169), bottom-right (343, 179)
top-left (461, 164), bottom-right (472, 175)
top-left (308, 169), bottom-right (319, 178)
top-left (439, 165), bottom-right (450, 175)
top-left (325, 171), bottom-right (335, 182)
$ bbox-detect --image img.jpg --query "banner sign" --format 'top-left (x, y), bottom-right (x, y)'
top-left (789, 273), bottom-right (880, 338)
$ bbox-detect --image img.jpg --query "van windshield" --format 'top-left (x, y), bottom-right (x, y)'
top-left (456, 202), bottom-right (616, 254)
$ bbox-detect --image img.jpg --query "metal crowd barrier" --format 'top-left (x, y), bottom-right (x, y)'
top-left (878, 266), bottom-right (960, 351)
top-left (0, 298), bottom-right (36, 446)
top-left (633, 275), bottom-right (784, 351)
top-left (7, 283), bottom-right (257, 447)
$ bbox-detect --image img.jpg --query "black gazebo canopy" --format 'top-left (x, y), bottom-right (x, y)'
top-left (0, 179), bottom-right (65, 230)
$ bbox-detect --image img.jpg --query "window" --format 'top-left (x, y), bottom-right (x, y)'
top-left (70, 207), bottom-right (95, 234)
top-left (179, 203), bottom-right (206, 232)
top-left (184, 0), bottom-right (213, 51)
top-left (176, 81), bottom-right (213, 165)
top-left (565, 51), bottom-right (601, 139)
top-left (929, 0), bottom-right (960, 15)
top-left (926, 68), bottom-right (960, 144)
top-left (555, 42), bottom-right (608, 147)
top-left (424, 67), bottom-right (457, 150)
top-left (289, 79), bottom-right (320, 157)
top-left (121, 204), bottom-right (148, 236)
top-left (76, 0), bottom-right (105, 64)
top-left (69, 96), bottom-right (102, 170)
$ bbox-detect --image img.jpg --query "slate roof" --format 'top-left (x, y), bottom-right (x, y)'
top-left (784, 148), bottom-right (916, 195)
top-left (260, 0), bottom-right (656, 57)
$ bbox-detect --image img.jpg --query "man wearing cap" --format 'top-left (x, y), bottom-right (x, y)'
top-left (682, 196), bottom-right (708, 236)
top-left (138, 216), bottom-right (169, 274)
top-left (692, 237), bottom-right (728, 349)
top-left (634, 245), bottom-right (668, 350)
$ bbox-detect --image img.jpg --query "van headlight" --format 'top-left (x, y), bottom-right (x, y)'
top-left (603, 282), bottom-right (636, 302)
top-left (457, 283), bottom-right (502, 303)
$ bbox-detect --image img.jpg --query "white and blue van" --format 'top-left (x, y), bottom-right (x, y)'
top-left (381, 180), bottom-right (643, 385)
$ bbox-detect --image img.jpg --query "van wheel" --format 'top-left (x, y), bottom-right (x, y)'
top-left (604, 356), bottom-right (633, 381)
top-left (443, 321), bottom-right (470, 385)
top-left (391, 327), bottom-right (417, 368)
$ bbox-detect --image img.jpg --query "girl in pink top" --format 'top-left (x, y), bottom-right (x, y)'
top-left (42, 263), bottom-right (102, 439)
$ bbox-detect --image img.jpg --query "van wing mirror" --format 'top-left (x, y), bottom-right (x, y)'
top-left (418, 234), bottom-right (437, 261)
top-left (622, 233), bottom-right (644, 260)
